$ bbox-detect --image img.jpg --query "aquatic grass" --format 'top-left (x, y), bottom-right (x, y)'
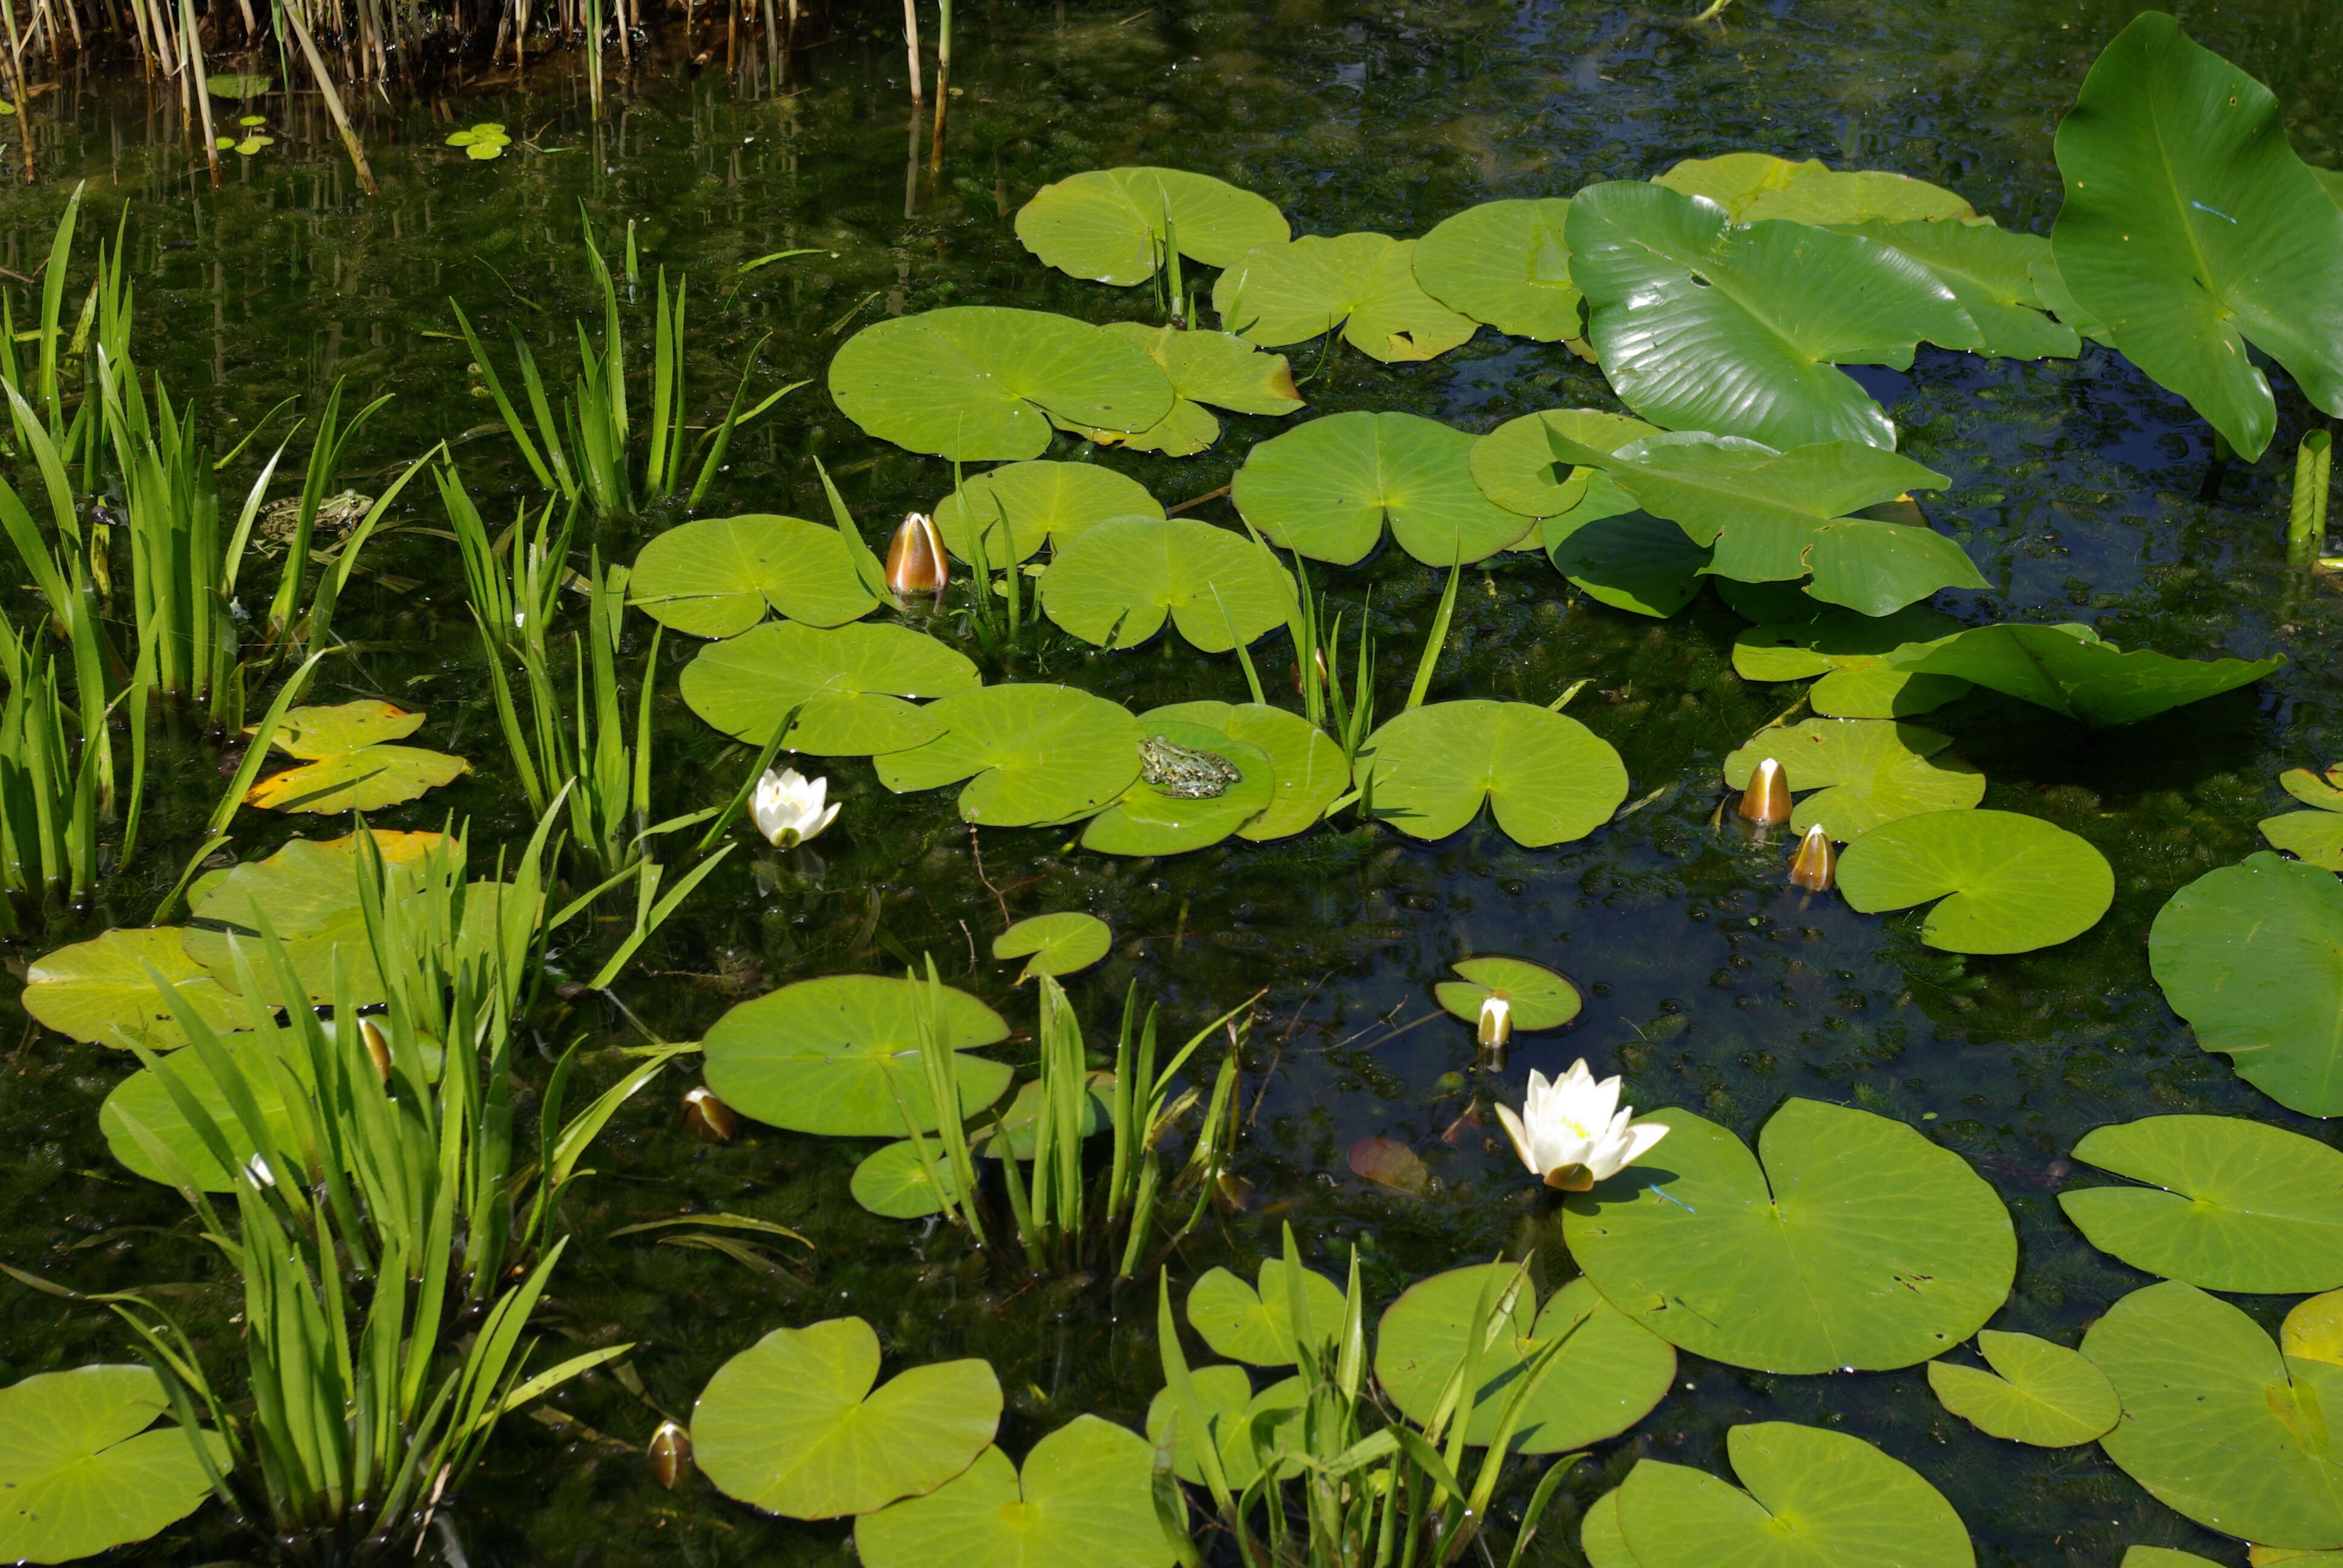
top-left (0, 611), bottom-right (103, 921)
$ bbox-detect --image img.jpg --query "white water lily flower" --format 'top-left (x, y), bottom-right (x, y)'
top-left (751, 766), bottom-right (841, 849)
top-left (1495, 1059), bottom-right (1668, 1191)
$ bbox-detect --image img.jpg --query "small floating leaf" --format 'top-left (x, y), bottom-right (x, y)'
top-left (1654, 151), bottom-right (1976, 225)
top-left (972, 1071), bottom-right (1115, 1160)
top-left (874, 685), bottom-right (1145, 827)
top-left (991, 912), bottom-right (1112, 982)
top-left (1015, 166), bottom-right (1289, 284)
top-left (1925, 1330), bottom-right (2119, 1447)
top-left (629, 514), bottom-right (878, 638)
top-left (245, 700), bottom-right (469, 814)
top-left (850, 1140), bottom-right (954, 1218)
top-left (1412, 198), bottom-right (1584, 341)
top-left (1214, 232), bottom-right (1476, 363)
top-left (21, 927), bottom-right (238, 1050)
top-left (445, 123), bottom-right (511, 159)
top-left (1433, 957), bottom-right (1581, 1032)
top-left (2261, 765), bottom-right (2343, 869)
top-left (678, 622), bottom-right (978, 756)
top-left (1837, 809), bottom-right (2114, 953)
top-left (1347, 1135), bottom-right (1428, 1193)
top-left (854, 1416), bottom-right (1164, 1568)
top-left (931, 460), bottom-right (1161, 564)
top-left (0, 1365), bottom-right (229, 1564)
top-left (1723, 719), bottom-right (1984, 840)
top-left (1883, 621), bottom-right (2283, 727)
top-left (1040, 515), bottom-right (1293, 652)
top-left (1187, 1252), bottom-right (1348, 1366)
top-left (1731, 605), bottom-right (1971, 717)
top-left (1141, 701), bottom-right (1350, 841)
top-left (1142, 1367), bottom-right (1301, 1490)
top-left (1235, 410), bottom-right (1529, 566)
top-left (1360, 699), bottom-right (1628, 848)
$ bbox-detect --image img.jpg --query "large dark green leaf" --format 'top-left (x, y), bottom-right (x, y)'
top-left (2051, 12), bottom-right (2343, 459)
top-left (1831, 218), bottom-right (2080, 361)
top-left (1885, 622), bottom-right (2282, 727)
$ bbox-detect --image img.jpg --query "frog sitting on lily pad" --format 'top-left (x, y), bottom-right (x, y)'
top-left (215, 116), bottom-right (272, 157)
top-left (446, 123), bottom-right (512, 160)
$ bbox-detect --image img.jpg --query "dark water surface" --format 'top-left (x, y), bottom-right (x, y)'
top-left (3, 0), bottom-right (2342, 1562)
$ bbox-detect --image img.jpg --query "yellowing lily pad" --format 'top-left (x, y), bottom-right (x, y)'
top-left (1926, 1330), bottom-right (2119, 1447)
top-left (244, 701), bottom-right (468, 814)
top-left (1432, 956), bottom-right (1580, 1031)
top-left (1214, 232), bottom-right (1476, 364)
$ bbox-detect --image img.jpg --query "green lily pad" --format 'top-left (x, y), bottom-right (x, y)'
top-left (874, 685), bottom-right (1145, 827)
top-left (1568, 180), bottom-right (1976, 450)
top-left (0, 1364), bottom-right (228, 1565)
top-left (1014, 166), bottom-right (1289, 284)
top-left (99, 1029), bottom-right (303, 1191)
top-left (1654, 152), bottom-right (1975, 226)
top-left (971, 1071), bottom-right (1115, 1161)
top-left (1432, 957), bottom-right (1581, 1031)
top-left (1143, 1367), bottom-right (1303, 1491)
top-left (1372, 1268), bottom-right (1675, 1452)
top-left (2263, 765), bottom-right (2343, 869)
top-left (2083, 1280), bottom-right (2343, 1550)
top-left (1469, 408), bottom-right (1660, 520)
top-left (21, 927), bottom-right (238, 1050)
top-left (1080, 721), bottom-right (1274, 856)
top-left (446, 123), bottom-right (511, 159)
top-left (1581, 1488), bottom-right (1633, 1568)
top-left (1234, 410), bottom-right (1530, 567)
top-left (692, 1316), bottom-right (1001, 1520)
top-left (2121, 1553), bottom-right (2226, 1568)
top-left (205, 72), bottom-right (273, 96)
top-left (830, 307), bottom-right (1175, 462)
top-left (992, 912), bottom-right (1112, 982)
top-left (1611, 1422), bottom-right (1974, 1568)
top-left (855, 1415), bottom-right (1166, 1568)
top-left (1723, 719), bottom-right (1984, 841)
top-left (700, 974), bottom-right (1013, 1136)
top-left (1055, 324), bottom-right (1304, 456)
top-left (850, 1140), bottom-right (955, 1219)
top-left (1837, 809), bottom-right (2114, 954)
top-left (629, 514), bottom-right (878, 638)
top-left (1562, 1098), bottom-right (2014, 1374)
top-left (1883, 622), bottom-right (2283, 727)
top-left (1359, 700), bottom-right (1628, 848)
top-left (1040, 515), bottom-right (1293, 652)
top-left (678, 622), bottom-right (978, 756)
top-left (1412, 198), bottom-right (1583, 341)
top-left (1213, 232), bottom-right (1477, 363)
top-left (1141, 701), bottom-right (1350, 841)
top-left (244, 700), bottom-right (469, 814)
top-left (1925, 1330), bottom-right (2119, 1447)
top-left (2059, 1116), bottom-right (2343, 1294)
top-left (2051, 13), bottom-right (2343, 460)
top-left (1731, 606), bottom-right (1971, 717)
top-left (1831, 218), bottom-right (2079, 361)
top-left (1187, 1253), bottom-right (1349, 1367)
top-left (1547, 505), bottom-right (1716, 619)
top-left (931, 460), bottom-right (1162, 564)
top-left (181, 830), bottom-right (456, 1005)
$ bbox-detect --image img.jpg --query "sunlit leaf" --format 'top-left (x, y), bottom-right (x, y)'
top-left (1080, 719), bottom-right (1274, 856)
top-left (0, 1365), bottom-right (228, 1564)
top-left (1213, 232), bottom-right (1477, 363)
top-left (1234, 410), bottom-right (1530, 566)
top-left (1412, 198), bottom-right (1583, 341)
top-left (1360, 700), bottom-right (1628, 848)
top-left (931, 459), bottom-right (1162, 564)
top-left (1723, 718), bottom-right (1984, 840)
top-left (991, 912), bottom-right (1112, 982)
top-left (678, 621), bottom-right (978, 755)
top-left (1837, 809), bottom-right (2114, 953)
top-left (22, 928), bottom-right (238, 1050)
top-left (244, 700), bottom-right (468, 814)
top-left (1432, 956), bottom-right (1581, 1031)
top-left (2060, 1116), bottom-right (2343, 1293)
top-left (1926, 1331), bottom-right (2118, 1448)
top-left (873, 685), bottom-right (1145, 827)
top-left (1054, 324), bottom-right (1304, 455)
top-left (629, 514), bottom-right (878, 638)
top-left (855, 1416), bottom-right (1165, 1568)
top-left (1731, 605), bottom-right (1971, 717)
top-left (1039, 515), bottom-right (1293, 651)
top-left (1142, 701), bottom-right (1350, 840)
top-left (1015, 166), bottom-right (1288, 284)
top-left (1654, 151), bottom-right (1975, 225)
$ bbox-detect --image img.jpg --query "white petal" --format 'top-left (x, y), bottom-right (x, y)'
top-left (1494, 1102), bottom-right (1539, 1176)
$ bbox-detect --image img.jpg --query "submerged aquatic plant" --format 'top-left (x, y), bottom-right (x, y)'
top-left (1495, 1060), bottom-right (1668, 1192)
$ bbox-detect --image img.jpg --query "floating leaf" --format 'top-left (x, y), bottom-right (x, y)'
top-left (678, 622), bottom-right (978, 756)
top-left (1609, 1422), bottom-right (1974, 1568)
top-left (1055, 324), bottom-right (1305, 456)
top-left (1563, 1098), bottom-right (2014, 1373)
top-left (692, 1316), bottom-right (1001, 1520)
top-left (1831, 218), bottom-right (2080, 360)
top-left (1731, 606), bottom-right (1971, 717)
top-left (1187, 1253), bottom-right (1348, 1366)
top-left (2123, 1553), bottom-right (2227, 1568)
top-left (1723, 719), bottom-right (1984, 840)
top-left (2286, 1290), bottom-right (2343, 1368)
top-left (1547, 503), bottom-right (1715, 619)
top-left (1143, 1367), bottom-right (1302, 1490)
top-left (2084, 1280), bottom-right (2343, 1550)
top-left (1373, 1267), bottom-right (1674, 1451)
top-left (1234, 410), bottom-right (1529, 566)
top-left (1080, 720), bottom-right (1274, 856)
top-left (2261, 765), bottom-right (2343, 869)
top-left (0, 1365), bottom-right (228, 1565)
top-left (1837, 809), bottom-right (2114, 953)
top-left (1469, 408), bottom-right (1659, 521)
top-left (2059, 1116), bottom-right (2343, 1294)
top-left (1360, 700), bottom-right (1628, 848)
top-left (1141, 702), bottom-right (1348, 841)
top-left (1654, 152), bottom-right (1975, 225)
top-left (2149, 854), bottom-right (2343, 1118)
top-left (1884, 622), bottom-right (2283, 727)
top-left (1347, 1135), bottom-right (1428, 1193)
top-left (1014, 166), bottom-right (1289, 284)
top-left (874, 685), bottom-right (1145, 827)
top-left (854, 1416), bottom-right (1165, 1568)
top-left (629, 514), bottom-right (878, 638)
top-left (1568, 180), bottom-right (1976, 449)
top-left (829, 307), bottom-right (1175, 462)
top-left (2051, 13), bottom-right (2343, 460)
top-left (1432, 957), bottom-right (1581, 1031)
top-left (700, 974), bottom-right (1012, 1136)
top-left (850, 1140), bottom-right (954, 1219)
top-left (245, 701), bottom-right (468, 814)
top-left (1581, 1489), bottom-right (1633, 1568)
top-left (100, 1030), bottom-right (301, 1190)
top-left (181, 831), bottom-right (454, 1004)
top-left (1213, 232), bottom-right (1476, 363)
top-left (1040, 515), bottom-right (1293, 652)
top-left (445, 123), bottom-right (511, 159)
top-left (21, 928), bottom-right (238, 1050)
top-left (992, 912), bottom-right (1112, 982)
top-left (1412, 198), bottom-right (1583, 341)
top-left (1926, 1331), bottom-right (2119, 1447)
top-left (931, 460), bottom-right (1162, 563)
top-left (205, 72), bottom-right (274, 96)
top-left (971, 1071), bottom-right (1115, 1161)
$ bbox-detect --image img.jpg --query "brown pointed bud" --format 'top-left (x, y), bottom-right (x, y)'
top-left (1789, 823), bottom-right (1836, 892)
top-left (682, 1085), bottom-right (736, 1142)
top-left (1737, 757), bottom-right (1792, 826)
top-left (885, 511), bottom-right (949, 595)
top-left (647, 1421), bottom-right (693, 1489)
top-left (359, 1018), bottom-right (392, 1085)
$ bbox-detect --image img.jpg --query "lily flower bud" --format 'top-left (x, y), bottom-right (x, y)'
top-left (1737, 757), bottom-right (1792, 826)
top-left (1789, 822), bottom-right (1836, 892)
top-left (1477, 994), bottom-right (1512, 1048)
top-left (682, 1085), bottom-right (738, 1142)
top-left (886, 511), bottom-right (949, 596)
top-left (647, 1421), bottom-right (693, 1489)
top-left (359, 1017), bottom-right (393, 1085)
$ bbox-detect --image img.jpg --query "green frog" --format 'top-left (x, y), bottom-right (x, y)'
top-left (255, 489), bottom-right (373, 549)
top-left (1139, 734), bottom-right (1239, 799)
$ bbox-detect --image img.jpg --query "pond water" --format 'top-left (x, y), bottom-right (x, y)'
top-left (3, 0), bottom-right (2341, 1562)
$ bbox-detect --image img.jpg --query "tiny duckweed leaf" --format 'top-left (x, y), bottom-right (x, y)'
top-left (678, 622), bottom-right (979, 756)
top-left (1373, 1268), bottom-right (1674, 1451)
top-left (829, 307), bottom-right (1176, 462)
top-left (1142, 701), bottom-right (1351, 840)
top-left (932, 459), bottom-right (1162, 563)
top-left (1360, 700), bottom-right (1629, 848)
top-left (630, 514), bottom-right (879, 638)
top-left (1213, 232), bottom-right (1477, 363)
top-left (1187, 1253), bottom-right (1348, 1366)
top-left (700, 974), bottom-right (1012, 1136)
top-left (246, 701), bottom-right (467, 814)
top-left (1837, 809), bottom-right (2114, 953)
top-left (1613, 1422), bottom-right (1975, 1568)
top-left (2084, 1281), bottom-right (2343, 1550)
top-left (1654, 152), bottom-right (1976, 225)
top-left (850, 1140), bottom-right (954, 1219)
top-left (692, 1316), bottom-right (1001, 1520)
top-left (1832, 218), bottom-right (2080, 360)
top-left (1348, 1135), bottom-right (1429, 1194)
top-left (1412, 198), bottom-right (1584, 341)
top-left (2052, 13), bottom-right (2343, 460)
top-left (1469, 408), bottom-right (1659, 520)
top-left (1433, 956), bottom-right (1581, 1032)
top-left (1723, 719), bottom-right (1984, 841)
top-left (854, 1416), bottom-right (1167, 1568)
top-left (22, 927), bottom-right (238, 1050)
top-left (992, 912), bottom-right (1112, 982)
top-left (2060, 1116), bottom-right (2343, 1293)
top-left (1040, 515), bottom-right (1294, 652)
top-left (1884, 622), bottom-right (2283, 727)
top-left (1563, 1099), bottom-right (2015, 1374)
top-left (1015, 166), bottom-right (1289, 284)
top-left (0, 1364), bottom-right (229, 1565)
top-left (874, 685), bottom-right (1145, 827)
top-left (2149, 854), bottom-right (2343, 1119)
top-left (1926, 1330), bottom-right (2119, 1447)
top-left (1081, 720), bottom-right (1274, 856)
top-left (1055, 324), bottom-right (1304, 455)
top-left (1731, 606), bottom-right (1971, 717)
top-left (101, 1031), bottom-right (301, 1190)
top-left (1234, 410), bottom-right (1530, 566)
